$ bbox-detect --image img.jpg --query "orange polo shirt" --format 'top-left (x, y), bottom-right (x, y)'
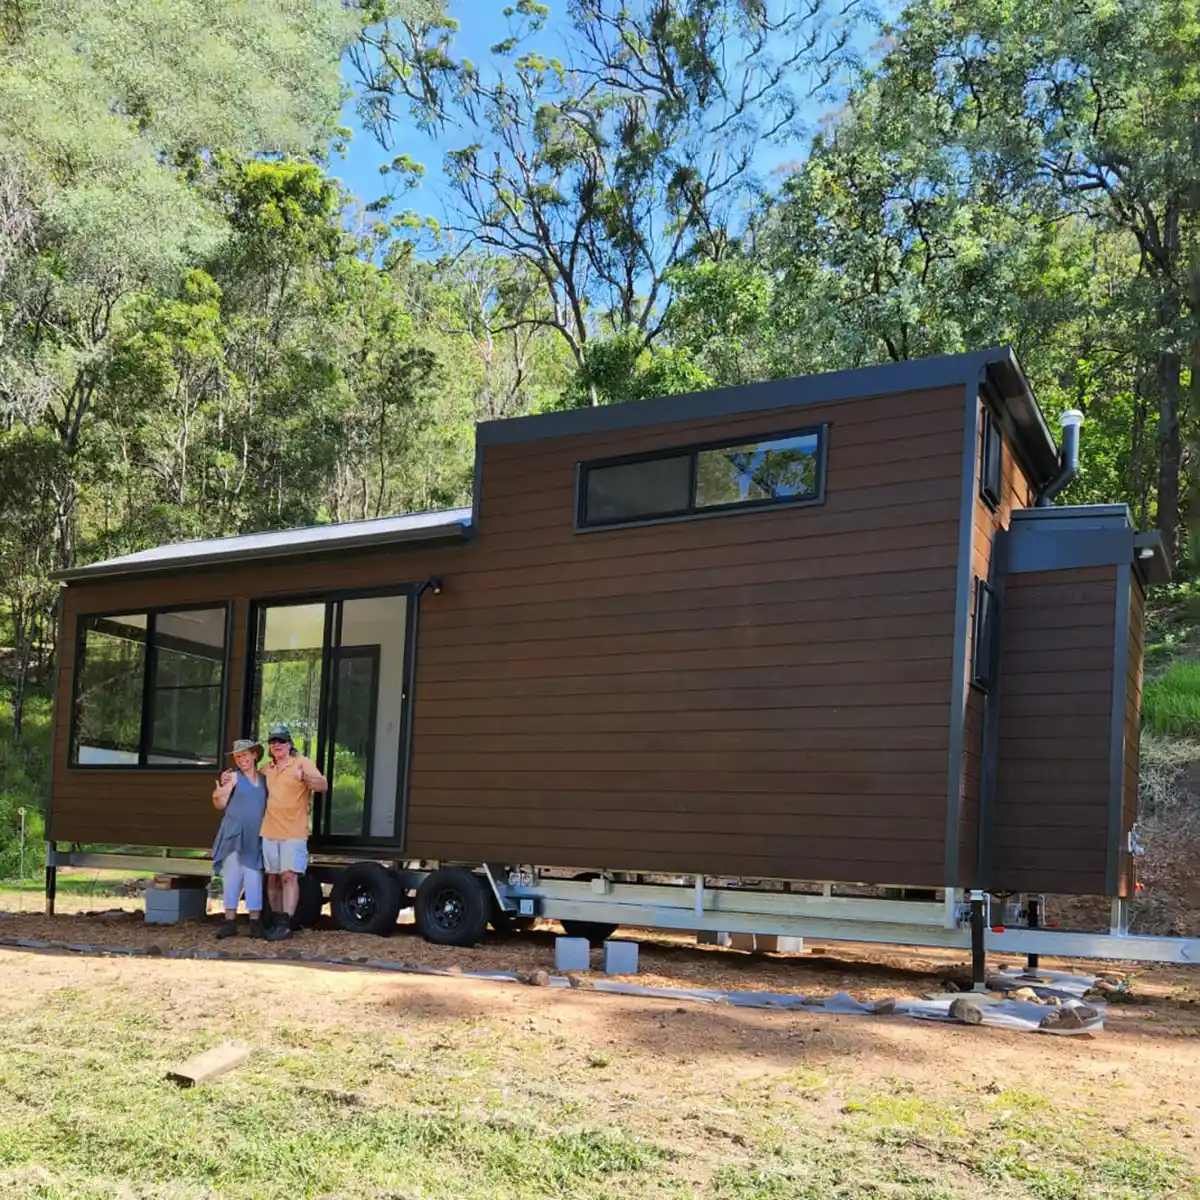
top-left (261, 754), bottom-right (322, 840)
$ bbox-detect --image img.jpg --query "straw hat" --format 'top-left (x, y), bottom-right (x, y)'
top-left (227, 737), bottom-right (263, 759)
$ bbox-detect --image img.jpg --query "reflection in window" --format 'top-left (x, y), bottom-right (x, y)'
top-left (696, 434), bottom-right (820, 508)
top-left (147, 609), bottom-right (227, 764)
top-left (578, 426), bottom-right (825, 528)
top-left (250, 602), bottom-right (325, 762)
top-left (71, 608), bottom-right (227, 767)
top-left (73, 615), bottom-right (147, 765)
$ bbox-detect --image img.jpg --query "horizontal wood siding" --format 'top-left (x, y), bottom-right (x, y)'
top-left (49, 544), bottom-right (459, 849)
top-left (52, 384), bottom-right (965, 884)
top-left (990, 566), bottom-right (1119, 894)
top-left (403, 385), bottom-right (964, 884)
top-left (960, 398), bottom-right (1032, 884)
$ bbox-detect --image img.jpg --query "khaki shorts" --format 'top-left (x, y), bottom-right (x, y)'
top-left (262, 837), bottom-right (307, 875)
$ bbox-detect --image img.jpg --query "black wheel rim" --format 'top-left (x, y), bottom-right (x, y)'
top-left (431, 887), bottom-right (466, 932)
top-left (344, 883), bottom-right (377, 925)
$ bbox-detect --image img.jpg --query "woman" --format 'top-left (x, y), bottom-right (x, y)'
top-left (211, 737), bottom-right (268, 939)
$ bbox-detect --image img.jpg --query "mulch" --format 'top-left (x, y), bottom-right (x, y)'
top-left (0, 905), bottom-right (960, 1002)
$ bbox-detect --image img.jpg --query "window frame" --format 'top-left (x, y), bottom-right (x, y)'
top-left (970, 577), bottom-right (997, 693)
top-left (979, 408), bottom-right (1002, 511)
top-left (574, 423), bottom-right (829, 532)
top-left (68, 601), bottom-right (233, 771)
top-left (242, 582), bottom-right (421, 851)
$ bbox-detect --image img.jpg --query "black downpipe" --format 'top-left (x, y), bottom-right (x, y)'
top-left (1035, 410), bottom-right (1083, 506)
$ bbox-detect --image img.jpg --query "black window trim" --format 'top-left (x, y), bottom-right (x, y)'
top-left (574, 422), bottom-right (829, 533)
top-left (979, 407), bottom-right (1002, 512)
top-left (242, 582), bottom-right (422, 852)
top-left (970, 576), bottom-right (996, 693)
top-left (68, 600), bottom-right (233, 772)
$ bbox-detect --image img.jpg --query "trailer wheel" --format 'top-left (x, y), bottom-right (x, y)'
top-left (331, 862), bottom-right (403, 935)
top-left (560, 920), bottom-right (618, 947)
top-left (294, 874), bottom-right (325, 930)
top-left (415, 867), bottom-right (490, 946)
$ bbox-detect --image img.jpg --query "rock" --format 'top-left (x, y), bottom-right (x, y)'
top-left (527, 970), bottom-right (551, 987)
top-left (949, 997), bottom-right (983, 1025)
top-left (1007, 987), bottom-right (1040, 1003)
top-left (1098, 973), bottom-right (1125, 986)
top-left (870, 998), bottom-right (897, 1015)
top-left (1094, 980), bottom-right (1120, 995)
top-left (144, 944), bottom-right (163, 957)
top-left (1039, 1001), bottom-right (1100, 1032)
top-left (945, 980), bottom-right (961, 993)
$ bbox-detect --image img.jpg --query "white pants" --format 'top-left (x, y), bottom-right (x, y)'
top-left (220, 850), bottom-right (263, 914)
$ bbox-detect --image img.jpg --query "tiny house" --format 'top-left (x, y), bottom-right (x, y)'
top-left (46, 347), bottom-right (1170, 954)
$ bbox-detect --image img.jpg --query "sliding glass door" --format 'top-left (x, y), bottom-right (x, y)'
top-left (247, 590), bottom-right (412, 847)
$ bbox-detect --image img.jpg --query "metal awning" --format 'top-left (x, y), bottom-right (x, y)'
top-left (52, 507), bottom-right (473, 583)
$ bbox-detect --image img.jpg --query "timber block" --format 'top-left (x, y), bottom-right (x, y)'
top-left (728, 933), bottom-right (805, 954)
top-left (696, 931), bottom-right (732, 947)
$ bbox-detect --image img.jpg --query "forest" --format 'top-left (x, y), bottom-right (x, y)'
top-left (1, 0), bottom-right (1198, 868)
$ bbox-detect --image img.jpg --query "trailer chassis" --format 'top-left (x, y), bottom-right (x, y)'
top-left (44, 845), bottom-right (1200, 975)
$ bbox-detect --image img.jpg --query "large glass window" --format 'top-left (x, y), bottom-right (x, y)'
top-left (71, 607), bottom-right (227, 767)
top-left (578, 427), bottom-right (826, 529)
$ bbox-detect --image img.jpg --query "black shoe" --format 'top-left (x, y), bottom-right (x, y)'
top-left (265, 920), bottom-right (292, 941)
top-left (248, 919), bottom-right (264, 938)
top-left (215, 921), bottom-right (238, 940)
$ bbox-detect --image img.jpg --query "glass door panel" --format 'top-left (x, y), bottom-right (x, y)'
top-left (246, 591), bottom-right (410, 845)
top-left (250, 602), bottom-right (327, 764)
top-left (326, 649), bottom-right (379, 837)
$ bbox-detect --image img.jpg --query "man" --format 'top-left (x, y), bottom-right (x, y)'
top-left (260, 723), bottom-right (327, 941)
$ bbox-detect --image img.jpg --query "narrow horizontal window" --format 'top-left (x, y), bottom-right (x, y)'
top-left (71, 606), bottom-right (228, 768)
top-left (578, 426), bottom-right (826, 530)
top-left (980, 409), bottom-right (1002, 510)
top-left (971, 577), bottom-right (996, 692)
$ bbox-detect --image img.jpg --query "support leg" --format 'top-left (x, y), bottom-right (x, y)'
top-left (970, 890), bottom-right (987, 992)
top-left (1025, 894), bottom-right (1040, 974)
top-left (45, 863), bottom-right (57, 917)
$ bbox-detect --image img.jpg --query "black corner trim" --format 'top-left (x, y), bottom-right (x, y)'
top-left (1106, 564), bottom-right (1133, 895)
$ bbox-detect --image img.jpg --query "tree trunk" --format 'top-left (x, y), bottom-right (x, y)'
top-left (1156, 345), bottom-right (1182, 564)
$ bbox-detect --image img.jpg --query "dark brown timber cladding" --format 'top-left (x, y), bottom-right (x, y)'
top-left (406, 385), bottom-right (965, 885)
top-left (1121, 575), bottom-right (1146, 893)
top-left (52, 384), bottom-right (965, 882)
top-left (990, 566), bottom-right (1119, 895)
top-left (960, 399), bottom-right (1032, 884)
top-left (49, 543), bottom-right (460, 848)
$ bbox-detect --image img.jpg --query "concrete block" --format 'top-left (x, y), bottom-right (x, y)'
top-left (603, 940), bottom-right (638, 975)
top-left (554, 936), bottom-right (590, 972)
top-left (145, 887), bottom-right (207, 924)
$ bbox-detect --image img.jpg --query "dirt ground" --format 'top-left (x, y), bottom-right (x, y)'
top-left (2, 897), bottom-right (1200, 1197)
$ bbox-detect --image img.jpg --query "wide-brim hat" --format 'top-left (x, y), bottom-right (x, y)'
top-left (228, 737), bottom-right (264, 759)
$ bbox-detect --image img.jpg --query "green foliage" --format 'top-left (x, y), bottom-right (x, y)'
top-left (0, 689), bottom-right (50, 879)
top-left (1143, 661), bottom-right (1200, 738)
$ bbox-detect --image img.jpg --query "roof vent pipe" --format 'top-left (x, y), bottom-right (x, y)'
top-left (1036, 409), bottom-right (1084, 506)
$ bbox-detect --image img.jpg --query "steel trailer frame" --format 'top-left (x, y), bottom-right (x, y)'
top-left (44, 844), bottom-right (1200, 968)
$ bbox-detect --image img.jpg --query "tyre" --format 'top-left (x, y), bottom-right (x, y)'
top-left (560, 920), bottom-right (618, 947)
top-left (415, 867), bottom-right (490, 947)
top-left (330, 861), bottom-right (403, 935)
top-left (294, 874), bottom-right (325, 930)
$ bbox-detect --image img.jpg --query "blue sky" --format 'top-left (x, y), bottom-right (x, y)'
top-left (331, 1), bottom-right (895, 234)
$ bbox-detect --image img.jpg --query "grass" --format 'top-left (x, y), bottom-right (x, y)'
top-left (0, 970), bottom-right (1192, 1200)
top-left (1143, 660), bottom-right (1200, 737)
